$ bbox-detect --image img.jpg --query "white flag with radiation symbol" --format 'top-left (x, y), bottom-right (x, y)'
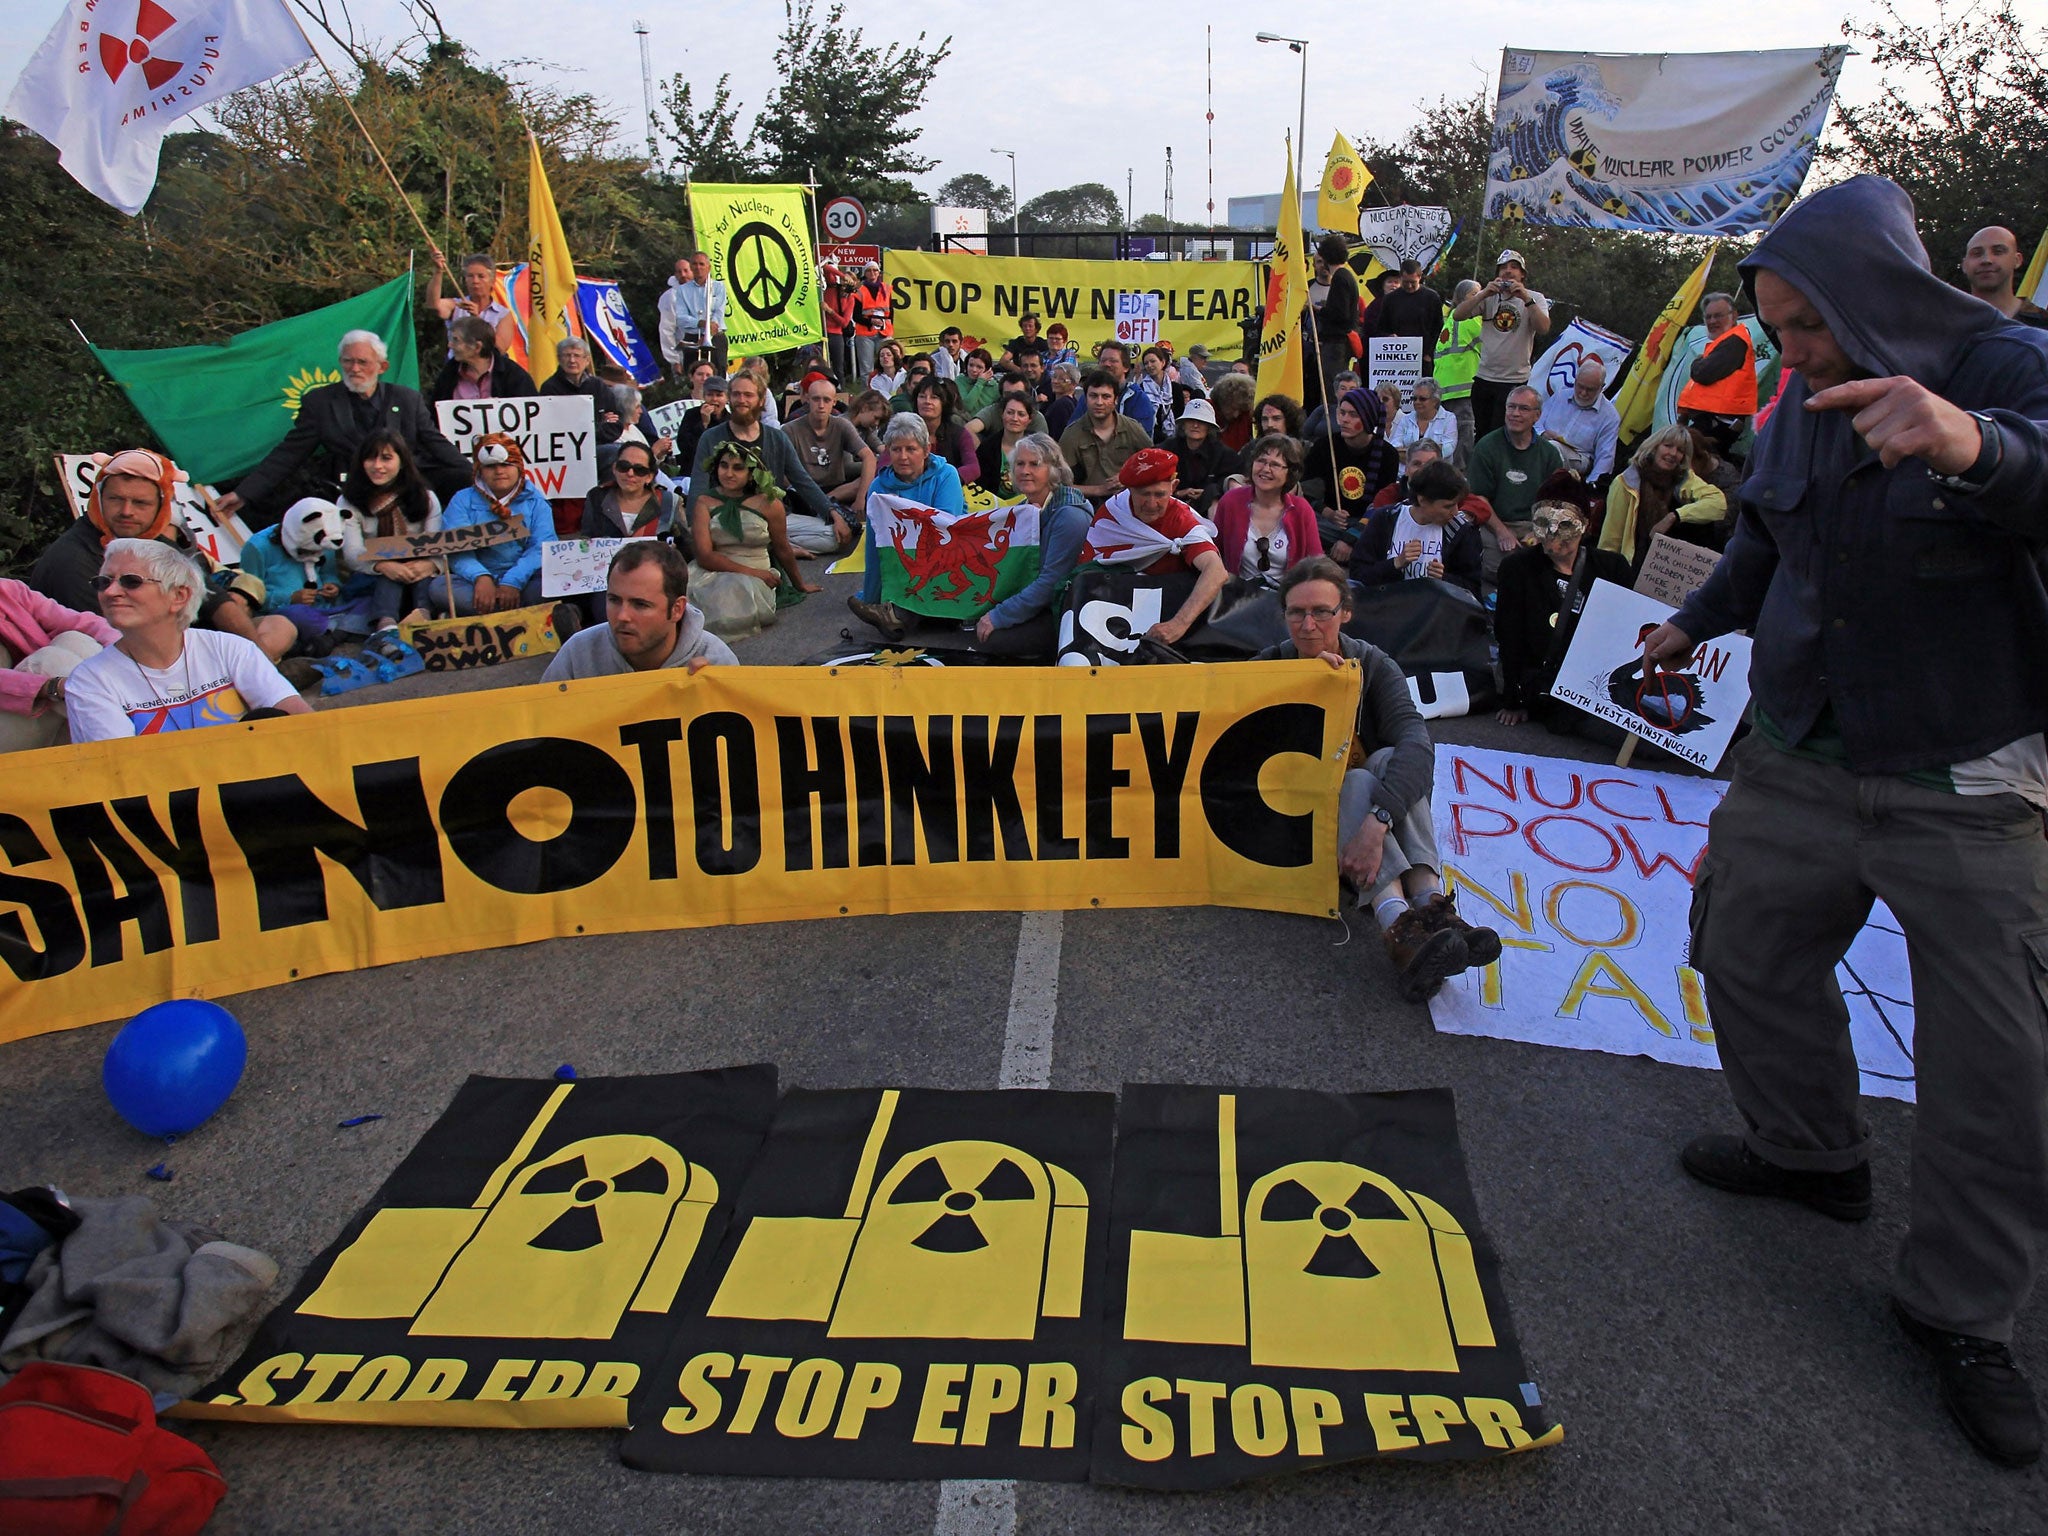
top-left (5, 0), bottom-right (313, 215)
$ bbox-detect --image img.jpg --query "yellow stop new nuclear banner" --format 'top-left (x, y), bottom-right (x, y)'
top-left (886, 252), bottom-right (1264, 361)
top-left (0, 663), bottom-right (1355, 1043)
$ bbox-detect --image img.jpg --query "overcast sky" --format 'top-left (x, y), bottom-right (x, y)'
top-left (3, 0), bottom-right (1940, 221)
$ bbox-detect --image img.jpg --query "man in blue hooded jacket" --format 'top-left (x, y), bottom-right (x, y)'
top-left (1643, 175), bottom-right (2048, 1467)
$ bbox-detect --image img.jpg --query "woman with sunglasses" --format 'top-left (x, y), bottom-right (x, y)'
top-left (585, 445), bottom-right (678, 541)
top-left (1209, 433), bottom-right (1322, 588)
top-left (66, 538), bottom-right (309, 742)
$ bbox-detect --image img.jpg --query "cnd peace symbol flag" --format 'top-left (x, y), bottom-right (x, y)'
top-left (687, 183), bottom-right (823, 352)
top-left (867, 490), bottom-right (1042, 621)
top-left (181, 1068), bottom-right (778, 1428)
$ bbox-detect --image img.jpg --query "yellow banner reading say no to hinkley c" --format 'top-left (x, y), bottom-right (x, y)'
top-left (0, 663), bottom-right (1355, 1042)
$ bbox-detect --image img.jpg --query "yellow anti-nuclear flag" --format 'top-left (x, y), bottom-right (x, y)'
top-left (526, 133), bottom-right (582, 386)
top-left (1317, 131), bottom-right (1370, 234)
top-left (2020, 225), bottom-right (2048, 311)
top-left (1256, 152), bottom-right (1311, 405)
top-left (1614, 245), bottom-right (1717, 440)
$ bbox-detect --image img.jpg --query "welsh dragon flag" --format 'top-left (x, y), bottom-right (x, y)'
top-left (868, 488), bottom-right (1042, 619)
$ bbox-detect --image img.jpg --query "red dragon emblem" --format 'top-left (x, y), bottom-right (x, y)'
top-left (889, 506), bottom-right (1015, 603)
top-left (99, 0), bottom-right (183, 90)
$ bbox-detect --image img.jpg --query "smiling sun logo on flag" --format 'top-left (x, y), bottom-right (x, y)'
top-left (281, 365), bottom-right (341, 416)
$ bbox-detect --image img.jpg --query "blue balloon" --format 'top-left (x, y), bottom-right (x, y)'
top-left (103, 1000), bottom-right (247, 1138)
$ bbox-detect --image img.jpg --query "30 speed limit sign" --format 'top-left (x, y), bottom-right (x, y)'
top-left (822, 196), bottom-right (867, 241)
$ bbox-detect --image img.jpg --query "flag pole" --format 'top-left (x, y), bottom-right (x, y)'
top-left (281, 1), bottom-right (446, 270)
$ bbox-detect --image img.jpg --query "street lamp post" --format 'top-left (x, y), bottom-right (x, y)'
top-left (991, 148), bottom-right (1019, 255)
top-left (1255, 33), bottom-right (1309, 190)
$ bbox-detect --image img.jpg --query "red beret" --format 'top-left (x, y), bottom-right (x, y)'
top-left (1118, 447), bottom-right (1180, 489)
top-left (799, 370), bottom-right (834, 393)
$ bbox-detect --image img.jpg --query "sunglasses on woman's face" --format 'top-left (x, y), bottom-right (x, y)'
top-left (616, 461), bottom-right (654, 476)
top-left (92, 573), bottom-right (163, 593)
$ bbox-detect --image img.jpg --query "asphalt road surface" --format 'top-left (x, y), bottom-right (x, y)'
top-left (2, 566), bottom-right (2036, 1534)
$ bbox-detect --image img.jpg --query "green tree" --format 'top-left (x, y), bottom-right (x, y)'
top-left (657, 75), bottom-right (762, 185)
top-left (936, 173), bottom-right (1012, 222)
top-left (1828, 0), bottom-right (2048, 279)
top-left (1019, 184), bottom-right (1123, 230)
top-left (754, 0), bottom-right (951, 205)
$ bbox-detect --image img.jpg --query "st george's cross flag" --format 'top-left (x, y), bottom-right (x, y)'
top-left (5, 0), bottom-right (313, 215)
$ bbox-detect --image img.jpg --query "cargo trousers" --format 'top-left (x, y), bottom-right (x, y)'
top-left (1691, 732), bottom-right (2048, 1341)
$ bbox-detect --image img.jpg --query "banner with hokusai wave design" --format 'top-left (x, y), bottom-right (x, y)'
top-left (1486, 47), bottom-right (1847, 235)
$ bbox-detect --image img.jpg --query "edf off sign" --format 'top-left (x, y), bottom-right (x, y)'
top-left (1114, 293), bottom-right (1161, 348)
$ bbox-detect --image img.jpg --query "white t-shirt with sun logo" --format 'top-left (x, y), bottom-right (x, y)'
top-left (1478, 290), bottom-right (1548, 383)
top-left (65, 630), bottom-right (298, 743)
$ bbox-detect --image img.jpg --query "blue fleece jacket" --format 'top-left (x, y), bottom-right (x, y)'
top-left (861, 458), bottom-right (965, 603)
top-left (238, 525), bottom-right (348, 613)
top-left (442, 480), bottom-right (556, 591)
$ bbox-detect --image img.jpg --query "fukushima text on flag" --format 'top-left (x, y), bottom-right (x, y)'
top-left (1487, 47), bottom-right (1846, 235)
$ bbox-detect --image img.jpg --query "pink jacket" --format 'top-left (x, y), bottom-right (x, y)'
top-left (0, 579), bottom-right (117, 716)
top-left (1210, 486), bottom-right (1324, 575)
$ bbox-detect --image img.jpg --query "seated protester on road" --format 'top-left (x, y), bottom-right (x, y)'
top-left (584, 441), bottom-right (679, 540)
top-left (911, 374), bottom-right (979, 474)
top-left (1211, 371), bottom-right (1258, 453)
top-left (688, 439), bottom-right (798, 641)
top-left (1688, 425), bottom-right (1745, 502)
top-left (540, 336), bottom-right (623, 445)
top-left (1353, 460), bottom-right (1485, 598)
top-left (886, 350), bottom-right (928, 411)
top-left (1175, 343), bottom-right (1212, 397)
top-left (1536, 356), bottom-right (1621, 483)
top-left (1302, 373), bottom-right (1358, 442)
top-left (430, 314), bottom-right (537, 405)
top-left (613, 387), bottom-right (675, 465)
top-left (674, 372), bottom-right (727, 469)
top-left (1375, 383), bottom-right (1406, 436)
top-left (1372, 439), bottom-right (1519, 555)
top-left (1001, 313), bottom-right (1052, 369)
top-left (968, 370), bottom-right (1048, 440)
top-left (217, 329), bottom-right (470, 522)
top-left (1041, 322), bottom-right (1078, 373)
top-left (929, 326), bottom-right (964, 380)
top-left (341, 430), bottom-right (442, 632)
top-left (735, 356), bottom-right (783, 428)
top-left (977, 394), bottom-right (1039, 496)
top-left (1210, 432), bottom-right (1321, 588)
top-left (1253, 391), bottom-right (1304, 445)
top-left (31, 449), bottom-right (295, 662)
top-left (543, 539), bottom-right (736, 679)
top-left (66, 539), bottom-right (310, 741)
top-left (1042, 363), bottom-right (1084, 441)
top-left (1165, 398), bottom-right (1242, 515)
top-left (1598, 423), bottom-right (1729, 571)
top-left (1494, 471), bottom-right (1631, 727)
top-left (1126, 346), bottom-right (1179, 441)
top-left (847, 388), bottom-right (892, 454)
top-left (689, 370), bottom-right (835, 585)
top-left (0, 578), bottom-right (118, 752)
top-left (1467, 384), bottom-right (1565, 535)
top-left (972, 434), bottom-right (1095, 660)
top-left (868, 338), bottom-right (908, 399)
top-left (955, 348), bottom-right (999, 421)
top-left (1016, 349), bottom-right (1052, 408)
top-left (1388, 377), bottom-right (1460, 461)
top-left (1058, 370), bottom-right (1154, 500)
top-left (1253, 556), bottom-right (1498, 1001)
top-left (784, 372), bottom-right (869, 544)
top-left (847, 413), bottom-right (967, 640)
top-left (422, 434), bottom-right (562, 620)
top-left (1084, 447), bottom-right (1228, 648)
top-left (1305, 387), bottom-right (1402, 565)
top-left (238, 497), bottom-right (370, 654)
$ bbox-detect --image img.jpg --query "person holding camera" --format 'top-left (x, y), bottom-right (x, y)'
top-left (1451, 250), bottom-right (1551, 440)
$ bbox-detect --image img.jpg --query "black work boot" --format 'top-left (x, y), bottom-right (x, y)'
top-left (1679, 1134), bottom-right (1871, 1221)
top-left (1894, 1300), bottom-right (2042, 1468)
top-left (1416, 891), bottom-right (1502, 966)
top-left (1383, 906), bottom-right (1469, 1003)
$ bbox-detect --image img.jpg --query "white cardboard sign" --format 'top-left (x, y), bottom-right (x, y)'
top-left (1549, 579), bottom-right (1752, 772)
top-left (1367, 335), bottom-right (1424, 406)
top-left (1113, 293), bottom-right (1161, 348)
top-left (542, 537), bottom-right (651, 597)
top-left (57, 455), bottom-right (253, 568)
top-left (435, 396), bottom-right (597, 498)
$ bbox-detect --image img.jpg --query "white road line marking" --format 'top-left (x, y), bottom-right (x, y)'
top-left (998, 911), bottom-right (1064, 1091)
top-left (935, 911), bottom-right (1066, 1535)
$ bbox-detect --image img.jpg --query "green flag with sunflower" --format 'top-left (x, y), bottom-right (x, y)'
top-left (86, 274), bottom-right (420, 484)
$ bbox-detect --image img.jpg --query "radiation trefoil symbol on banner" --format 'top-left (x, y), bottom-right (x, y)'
top-left (296, 1084), bottom-right (721, 1340)
top-left (708, 1089), bottom-right (1088, 1340)
top-left (1122, 1095), bottom-right (1495, 1372)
